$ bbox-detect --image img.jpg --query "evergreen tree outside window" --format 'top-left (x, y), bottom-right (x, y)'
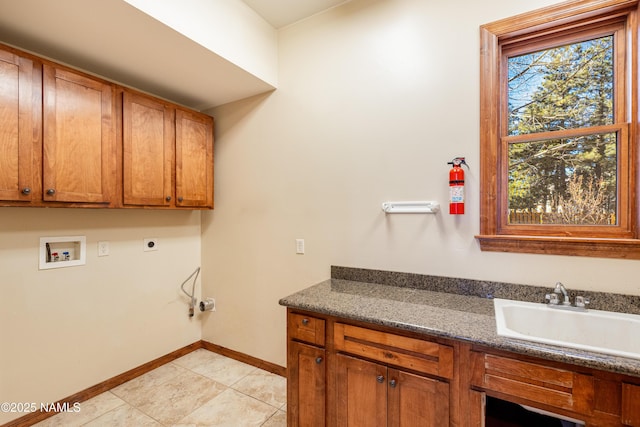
top-left (477, 0), bottom-right (640, 259)
top-left (507, 36), bottom-right (617, 226)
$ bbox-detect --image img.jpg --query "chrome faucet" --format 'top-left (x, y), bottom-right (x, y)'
top-left (545, 282), bottom-right (590, 310)
top-left (554, 282), bottom-right (571, 306)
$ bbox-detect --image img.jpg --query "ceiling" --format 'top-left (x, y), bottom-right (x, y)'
top-left (0, 0), bottom-right (349, 110)
top-left (242, 0), bottom-right (349, 28)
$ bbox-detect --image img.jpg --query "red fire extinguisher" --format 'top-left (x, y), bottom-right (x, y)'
top-left (448, 157), bottom-right (468, 215)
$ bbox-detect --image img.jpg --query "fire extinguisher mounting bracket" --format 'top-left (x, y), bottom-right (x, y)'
top-left (447, 157), bottom-right (469, 168)
top-left (381, 201), bottom-right (440, 214)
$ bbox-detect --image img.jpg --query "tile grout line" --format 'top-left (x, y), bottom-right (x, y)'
top-left (77, 394), bottom-right (128, 427)
top-left (35, 350), bottom-right (286, 427)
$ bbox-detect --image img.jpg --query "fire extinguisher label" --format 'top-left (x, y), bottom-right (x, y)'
top-left (450, 186), bottom-right (464, 203)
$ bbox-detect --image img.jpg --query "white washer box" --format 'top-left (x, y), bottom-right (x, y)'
top-left (39, 236), bottom-right (86, 270)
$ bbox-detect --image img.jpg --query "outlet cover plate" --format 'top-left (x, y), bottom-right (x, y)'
top-left (98, 241), bottom-right (110, 257)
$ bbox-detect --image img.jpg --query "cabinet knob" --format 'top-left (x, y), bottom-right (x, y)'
top-left (315, 357), bottom-right (323, 364)
top-left (302, 318), bottom-right (309, 326)
top-left (21, 187), bottom-right (31, 195)
top-left (376, 375), bottom-right (384, 384)
top-left (178, 196), bottom-right (184, 202)
top-left (389, 379), bottom-right (397, 388)
top-left (166, 196), bottom-right (172, 202)
top-left (46, 188), bottom-right (56, 196)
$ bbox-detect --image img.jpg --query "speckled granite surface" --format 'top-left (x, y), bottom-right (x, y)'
top-left (331, 265), bottom-right (640, 314)
top-left (279, 267), bottom-right (640, 378)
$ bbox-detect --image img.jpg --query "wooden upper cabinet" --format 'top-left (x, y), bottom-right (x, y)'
top-left (42, 64), bottom-right (116, 204)
top-left (123, 91), bottom-right (174, 206)
top-left (0, 48), bottom-right (40, 202)
top-left (175, 109), bottom-right (213, 208)
top-left (0, 42), bottom-right (213, 209)
top-left (123, 93), bottom-right (213, 209)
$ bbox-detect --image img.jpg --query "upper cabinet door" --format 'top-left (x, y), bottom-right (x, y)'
top-left (123, 91), bottom-right (174, 206)
top-left (0, 49), bottom-right (39, 202)
top-left (175, 109), bottom-right (213, 208)
top-left (42, 64), bottom-right (115, 204)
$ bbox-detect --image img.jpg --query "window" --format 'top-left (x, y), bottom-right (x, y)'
top-left (477, 0), bottom-right (640, 259)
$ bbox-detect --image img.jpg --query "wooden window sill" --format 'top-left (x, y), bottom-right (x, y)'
top-left (475, 235), bottom-right (640, 260)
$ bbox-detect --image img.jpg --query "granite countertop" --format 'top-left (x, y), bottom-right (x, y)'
top-left (279, 278), bottom-right (640, 378)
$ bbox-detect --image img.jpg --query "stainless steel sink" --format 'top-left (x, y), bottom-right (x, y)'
top-left (494, 298), bottom-right (640, 360)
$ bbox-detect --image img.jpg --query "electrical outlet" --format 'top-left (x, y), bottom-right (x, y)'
top-left (296, 239), bottom-right (305, 254)
top-left (143, 238), bottom-right (158, 252)
top-left (98, 241), bottom-right (110, 257)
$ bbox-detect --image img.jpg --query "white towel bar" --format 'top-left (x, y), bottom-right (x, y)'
top-left (381, 201), bottom-right (440, 214)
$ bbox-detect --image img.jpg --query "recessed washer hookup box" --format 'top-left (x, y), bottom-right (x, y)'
top-left (39, 236), bottom-right (86, 270)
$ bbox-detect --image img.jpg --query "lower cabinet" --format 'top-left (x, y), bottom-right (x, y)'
top-left (335, 353), bottom-right (449, 427)
top-left (287, 309), bottom-right (452, 427)
top-left (622, 383), bottom-right (640, 426)
top-left (288, 341), bottom-right (326, 427)
top-left (470, 351), bottom-right (594, 415)
top-left (287, 308), bottom-right (640, 427)
top-left (469, 351), bottom-right (640, 427)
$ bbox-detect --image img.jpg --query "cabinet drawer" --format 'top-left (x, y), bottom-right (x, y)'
top-left (289, 313), bottom-right (325, 346)
top-left (471, 352), bottom-right (593, 414)
top-left (334, 323), bottom-right (453, 379)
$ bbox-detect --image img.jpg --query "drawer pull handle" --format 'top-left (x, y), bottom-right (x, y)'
top-left (389, 379), bottom-right (397, 388)
top-left (315, 357), bottom-right (323, 364)
top-left (302, 318), bottom-right (309, 326)
top-left (376, 375), bottom-right (384, 384)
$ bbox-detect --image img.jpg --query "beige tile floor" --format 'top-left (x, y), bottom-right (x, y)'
top-left (33, 349), bottom-right (287, 427)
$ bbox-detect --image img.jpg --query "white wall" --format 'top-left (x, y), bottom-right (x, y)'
top-left (201, 0), bottom-right (640, 368)
top-left (0, 208), bottom-right (203, 424)
top-left (123, 0), bottom-right (278, 87)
